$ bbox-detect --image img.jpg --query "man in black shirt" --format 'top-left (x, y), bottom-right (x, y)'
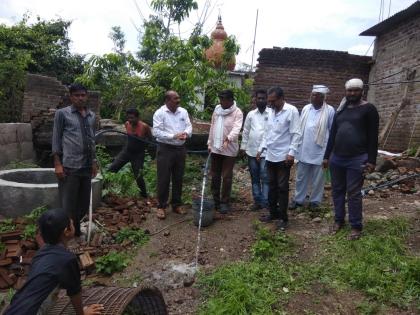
top-left (4, 209), bottom-right (103, 315)
top-left (323, 78), bottom-right (379, 240)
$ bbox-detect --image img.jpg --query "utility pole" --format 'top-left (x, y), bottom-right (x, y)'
top-left (250, 9), bottom-right (259, 72)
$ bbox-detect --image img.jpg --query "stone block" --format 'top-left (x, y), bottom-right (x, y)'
top-left (15, 124), bottom-right (33, 142)
top-left (0, 124), bottom-right (17, 144)
top-left (20, 142), bottom-right (35, 161)
top-left (0, 142), bottom-right (35, 167)
top-left (0, 144), bottom-right (20, 167)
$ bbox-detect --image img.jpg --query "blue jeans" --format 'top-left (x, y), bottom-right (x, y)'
top-left (248, 156), bottom-right (269, 207)
top-left (329, 153), bottom-right (367, 230)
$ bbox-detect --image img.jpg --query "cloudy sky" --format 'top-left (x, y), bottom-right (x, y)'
top-left (0, 0), bottom-right (416, 67)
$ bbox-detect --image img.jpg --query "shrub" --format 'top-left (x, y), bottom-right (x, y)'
top-left (115, 228), bottom-right (149, 246)
top-left (95, 251), bottom-right (130, 275)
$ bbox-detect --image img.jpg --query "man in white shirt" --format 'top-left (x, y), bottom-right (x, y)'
top-left (152, 90), bottom-right (192, 220)
top-left (241, 89), bottom-right (269, 210)
top-left (290, 85), bottom-right (335, 210)
top-left (257, 87), bottom-right (301, 230)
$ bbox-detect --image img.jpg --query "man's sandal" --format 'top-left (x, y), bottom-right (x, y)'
top-left (173, 206), bottom-right (187, 215)
top-left (348, 229), bottom-right (362, 240)
top-left (156, 208), bottom-right (166, 220)
top-left (330, 223), bottom-right (344, 235)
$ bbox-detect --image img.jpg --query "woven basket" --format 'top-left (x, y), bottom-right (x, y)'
top-left (47, 285), bottom-right (167, 315)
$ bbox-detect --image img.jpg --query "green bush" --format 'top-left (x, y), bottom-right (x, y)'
top-left (95, 251), bottom-right (130, 275)
top-left (96, 145), bottom-right (139, 197)
top-left (0, 219), bottom-right (16, 233)
top-left (115, 228), bottom-right (149, 246)
top-left (251, 224), bottom-right (293, 260)
top-left (24, 205), bottom-right (48, 224)
top-left (22, 224), bottom-right (37, 240)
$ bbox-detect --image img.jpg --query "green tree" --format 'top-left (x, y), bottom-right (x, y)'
top-left (0, 15), bottom-right (85, 122)
top-left (0, 15), bottom-right (84, 84)
top-left (109, 26), bottom-right (126, 54)
top-left (78, 0), bottom-right (251, 121)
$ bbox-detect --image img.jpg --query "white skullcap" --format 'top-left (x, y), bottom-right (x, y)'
top-left (312, 85), bottom-right (329, 94)
top-left (345, 78), bottom-right (364, 90)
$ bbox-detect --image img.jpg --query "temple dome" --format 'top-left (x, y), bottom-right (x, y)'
top-left (204, 16), bottom-right (236, 71)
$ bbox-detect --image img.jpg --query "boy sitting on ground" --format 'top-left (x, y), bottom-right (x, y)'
top-left (4, 208), bottom-right (104, 315)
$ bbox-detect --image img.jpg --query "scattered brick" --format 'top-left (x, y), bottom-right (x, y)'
top-left (0, 258), bottom-right (12, 267)
top-left (79, 252), bottom-right (95, 271)
top-left (0, 268), bottom-right (16, 288)
top-left (0, 231), bottom-right (22, 242)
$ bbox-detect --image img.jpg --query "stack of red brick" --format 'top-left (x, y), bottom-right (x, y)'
top-left (0, 231), bottom-right (37, 290)
top-left (0, 195), bottom-right (153, 290)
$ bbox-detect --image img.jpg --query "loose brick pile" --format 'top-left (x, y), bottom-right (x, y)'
top-left (365, 155), bottom-right (420, 195)
top-left (0, 195), bottom-right (153, 290)
top-left (20, 74), bottom-right (101, 164)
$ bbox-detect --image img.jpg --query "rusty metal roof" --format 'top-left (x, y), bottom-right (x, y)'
top-left (360, 1), bottom-right (420, 36)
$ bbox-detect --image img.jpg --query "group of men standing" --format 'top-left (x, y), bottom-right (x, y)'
top-left (241, 79), bottom-right (378, 239)
top-left (52, 78), bottom-right (378, 241)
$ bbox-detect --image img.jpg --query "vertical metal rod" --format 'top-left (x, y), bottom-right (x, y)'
top-left (250, 9), bottom-right (259, 71)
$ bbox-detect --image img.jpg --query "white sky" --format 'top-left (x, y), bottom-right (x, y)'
top-left (0, 0), bottom-right (416, 67)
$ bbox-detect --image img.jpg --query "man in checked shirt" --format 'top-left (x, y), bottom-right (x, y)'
top-left (52, 83), bottom-right (98, 238)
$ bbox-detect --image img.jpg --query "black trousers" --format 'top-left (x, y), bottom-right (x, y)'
top-left (58, 168), bottom-right (92, 236)
top-left (108, 149), bottom-right (147, 197)
top-left (266, 161), bottom-right (291, 222)
top-left (156, 143), bottom-right (186, 209)
top-left (210, 153), bottom-right (236, 206)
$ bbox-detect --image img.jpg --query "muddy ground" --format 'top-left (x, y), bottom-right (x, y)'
top-left (91, 163), bottom-right (420, 315)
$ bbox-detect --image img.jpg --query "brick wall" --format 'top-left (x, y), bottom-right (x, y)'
top-left (253, 47), bottom-right (372, 110)
top-left (367, 14), bottom-right (420, 152)
top-left (21, 74), bottom-right (101, 165)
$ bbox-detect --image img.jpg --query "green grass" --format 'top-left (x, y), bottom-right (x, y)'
top-left (251, 223), bottom-right (294, 260)
top-left (198, 218), bottom-right (420, 313)
top-left (320, 218), bottom-right (420, 309)
top-left (198, 225), bottom-right (314, 314)
top-left (356, 300), bottom-right (385, 315)
top-left (294, 204), bottom-right (333, 219)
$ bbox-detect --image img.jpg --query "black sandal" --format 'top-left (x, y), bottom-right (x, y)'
top-left (347, 229), bottom-right (362, 240)
top-left (330, 223), bottom-right (344, 234)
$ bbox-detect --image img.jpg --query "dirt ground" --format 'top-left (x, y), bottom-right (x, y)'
top-left (91, 163), bottom-right (420, 315)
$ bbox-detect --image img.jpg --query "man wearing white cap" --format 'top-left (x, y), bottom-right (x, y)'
top-left (323, 78), bottom-right (379, 240)
top-left (290, 85), bottom-right (335, 210)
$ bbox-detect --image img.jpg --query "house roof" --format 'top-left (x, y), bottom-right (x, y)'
top-left (360, 1), bottom-right (420, 36)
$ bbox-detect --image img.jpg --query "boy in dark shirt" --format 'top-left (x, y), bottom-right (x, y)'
top-left (4, 209), bottom-right (104, 315)
top-left (323, 78), bottom-right (379, 240)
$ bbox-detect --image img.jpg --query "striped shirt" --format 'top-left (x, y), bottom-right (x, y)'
top-left (52, 105), bottom-right (96, 169)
